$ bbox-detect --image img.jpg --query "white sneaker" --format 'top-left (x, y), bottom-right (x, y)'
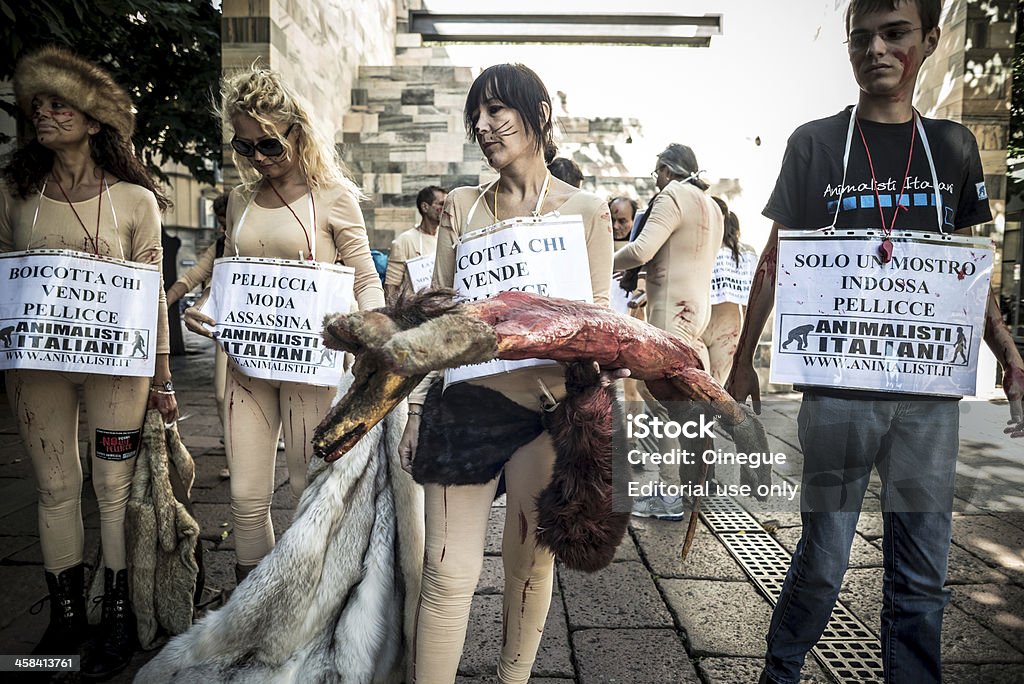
top-left (631, 494), bottom-right (686, 521)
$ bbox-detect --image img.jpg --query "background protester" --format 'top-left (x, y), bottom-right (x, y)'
top-left (613, 143), bottom-right (723, 520)
top-left (384, 185), bottom-right (446, 303)
top-left (547, 156), bottom-right (584, 188)
top-left (703, 197), bottom-right (757, 384)
top-left (184, 66), bottom-right (384, 584)
top-left (400, 63), bottom-right (613, 683)
top-left (1, 46), bottom-right (176, 677)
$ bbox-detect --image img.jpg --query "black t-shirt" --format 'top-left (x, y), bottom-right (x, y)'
top-left (764, 106), bottom-right (991, 232)
top-left (763, 107), bottom-right (992, 400)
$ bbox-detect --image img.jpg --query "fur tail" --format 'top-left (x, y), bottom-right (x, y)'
top-left (536, 363), bottom-right (630, 572)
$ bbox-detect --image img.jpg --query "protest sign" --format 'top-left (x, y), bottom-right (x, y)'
top-left (0, 249), bottom-right (160, 376)
top-left (771, 229), bottom-right (992, 396)
top-left (406, 254), bottom-right (435, 293)
top-left (202, 256), bottom-right (354, 387)
top-left (445, 214), bottom-right (591, 386)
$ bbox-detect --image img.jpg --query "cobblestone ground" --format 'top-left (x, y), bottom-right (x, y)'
top-left (1, 330), bottom-right (1022, 682)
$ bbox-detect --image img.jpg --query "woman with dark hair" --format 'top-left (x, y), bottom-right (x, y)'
top-left (399, 63), bottom-right (613, 682)
top-left (703, 197), bottom-right (758, 384)
top-left (1, 46), bottom-right (176, 677)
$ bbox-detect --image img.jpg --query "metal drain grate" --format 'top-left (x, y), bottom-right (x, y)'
top-left (700, 495), bottom-right (883, 682)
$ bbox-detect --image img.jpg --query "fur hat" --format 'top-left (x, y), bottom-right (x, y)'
top-left (14, 46), bottom-right (135, 141)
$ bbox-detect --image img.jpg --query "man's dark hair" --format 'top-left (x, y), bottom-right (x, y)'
top-left (845, 0), bottom-right (942, 34)
top-left (609, 196), bottom-right (638, 217)
top-left (548, 157), bottom-right (584, 187)
top-left (212, 193), bottom-right (229, 221)
top-left (416, 185), bottom-right (446, 216)
top-left (465, 63), bottom-right (557, 162)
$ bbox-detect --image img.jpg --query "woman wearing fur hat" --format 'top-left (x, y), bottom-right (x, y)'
top-left (1, 46), bottom-right (177, 676)
top-left (184, 66), bottom-right (384, 582)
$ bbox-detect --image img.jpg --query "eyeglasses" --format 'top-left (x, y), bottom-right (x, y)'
top-left (845, 26), bottom-right (920, 51)
top-left (651, 166), bottom-right (664, 179)
top-left (231, 123), bottom-right (296, 158)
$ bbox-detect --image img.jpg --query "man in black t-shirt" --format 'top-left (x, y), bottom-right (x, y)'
top-left (726, 1), bottom-right (1024, 683)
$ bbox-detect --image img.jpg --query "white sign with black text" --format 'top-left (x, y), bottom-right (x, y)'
top-left (445, 214), bottom-right (591, 386)
top-left (771, 229), bottom-right (992, 396)
top-left (406, 254), bottom-right (435, 293)
top-left (0, 249), bottom-right (160, 376)
top-left (201, 256), bottom-right (354, 387)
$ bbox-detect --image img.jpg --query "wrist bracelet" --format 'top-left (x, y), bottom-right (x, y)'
top-left (408, 407), bottom-right (422, 416)
top-left (150, 388), bottom-right (176, 395)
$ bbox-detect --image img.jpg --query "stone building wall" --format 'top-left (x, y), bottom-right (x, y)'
top-left (220, 0), bottom-right (406, 185)
top-left (917, 0), bottom-right (1015, 230)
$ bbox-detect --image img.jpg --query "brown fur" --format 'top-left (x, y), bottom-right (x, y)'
top-left (14, 46), bottom-right (135, 140)
top-left (536, 363), bottom-right (630, 573)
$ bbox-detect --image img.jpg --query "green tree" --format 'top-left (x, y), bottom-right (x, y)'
top-left (0, 0), bottom-right (221, 185)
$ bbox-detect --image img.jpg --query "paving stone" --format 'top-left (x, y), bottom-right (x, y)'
top-left (200, 545), bottom-right (238, 594)
top-left (949, 583), bottom-right (1024, 654)
top-left (458, 593), bottom-right (573, 677)
top-left (0, 564), bottom-right (46, 631)
top-left (612, 531), bottom-right (640, 562)
top-left (476, 556), bottom-right (504, 595)
top-left (837, 567), bottom-right (882, 635)
top-left (484, 508), bottom-right (505, 556)
top-left (951, 515), bottom-right (1024, 583)
top-left (0, 501), bottom-right (37, 536)
top-left (191, 479), bottom-right (230, 503)
top-left (942, 603), bottom-right (1024, 664)
top-left (942, 662), bottom-right (1024, 682)
top-left (456, 678), bottom-right (572, 684)
top-left (572, 628), bottom-right (699, 683)
top-left (560, 561), bottom-right (672, 629)
top-left (945, 541), bottom-right (1012, 585)
top-left (631, 519), bottom-right (745, 580)
top-left (660, 578), bottom-right (772, 657)
top-left (772, 527), bottom-right (883, 568)
top-left (0, 535), bottom-right (37, 561)
top-left (698, 656), bottom-right (835, 683)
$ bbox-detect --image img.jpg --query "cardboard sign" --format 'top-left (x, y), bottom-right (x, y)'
top-left (445, 214), bottom-right (592, 386)
top-left (771, 229), bottom-right (992, 396)
top-left (0, 249), bottom-right (160, 376)
top-left (202, 256), bottom-right (354, 387)
top-left (406, 254), bottom-right (435, 293)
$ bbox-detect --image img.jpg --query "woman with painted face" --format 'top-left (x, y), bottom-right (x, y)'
top-left (0, 47), bottom-right (176, 676)
top-left (184, 66), bottom-right (384, 583)
top-left (399, 63), bottom-right (613, 683)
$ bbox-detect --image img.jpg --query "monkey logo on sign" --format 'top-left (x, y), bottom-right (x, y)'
top-left (782, 324), bottom-right (814, 351)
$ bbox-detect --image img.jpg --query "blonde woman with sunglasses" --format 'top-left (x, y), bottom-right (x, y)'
top-left (185, 66), bottom-right (384, 583)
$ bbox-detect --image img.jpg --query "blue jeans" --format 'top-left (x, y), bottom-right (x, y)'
top-left (763, 393), bottom-right (958, 684)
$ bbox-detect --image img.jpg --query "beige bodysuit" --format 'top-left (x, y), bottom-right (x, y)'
top-left (613, 180), bottom-right (723, 367)
top-left (0, 180), bottom-right (169, 574)
top-left (220, 182), bottom-right (385, 566)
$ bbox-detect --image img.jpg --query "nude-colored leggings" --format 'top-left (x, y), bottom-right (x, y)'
top-left (7, 369), bottom-right (147, 573)
top-left (224, 363), bottom-right (334, 565)
top-left (701, 302), bottom-right (744, 386)
top-left (214, 346), bottom-right (227, 430)
top-left (413, 431), bottom-right (557, 684)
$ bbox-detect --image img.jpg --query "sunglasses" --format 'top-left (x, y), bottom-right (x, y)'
top-left (231, 123), bottom-right (296, 158)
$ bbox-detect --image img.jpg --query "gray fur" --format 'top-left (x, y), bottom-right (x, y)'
top-left (137, 374), bottom-right (423, 682)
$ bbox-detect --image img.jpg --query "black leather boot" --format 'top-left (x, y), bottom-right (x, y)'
top-left (81, 568), bottom-right (136, 680)
top-left (32, 564), bottom-right (88, 655)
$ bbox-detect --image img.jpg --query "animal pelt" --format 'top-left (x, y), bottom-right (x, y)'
top-left (536, 363), bottom-right (630, 573)
top-left (413, 379), bottom-right (543, 486)
top-left (136, 374), bottom-right (424, 683)
top-left (14, 46), bottom-right (135, 140)
top-left (127, 410), bottom-right (201, 649)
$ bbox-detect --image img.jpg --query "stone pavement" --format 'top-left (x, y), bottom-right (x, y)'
top-left (1, 330), bottom-right (1022, 682)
